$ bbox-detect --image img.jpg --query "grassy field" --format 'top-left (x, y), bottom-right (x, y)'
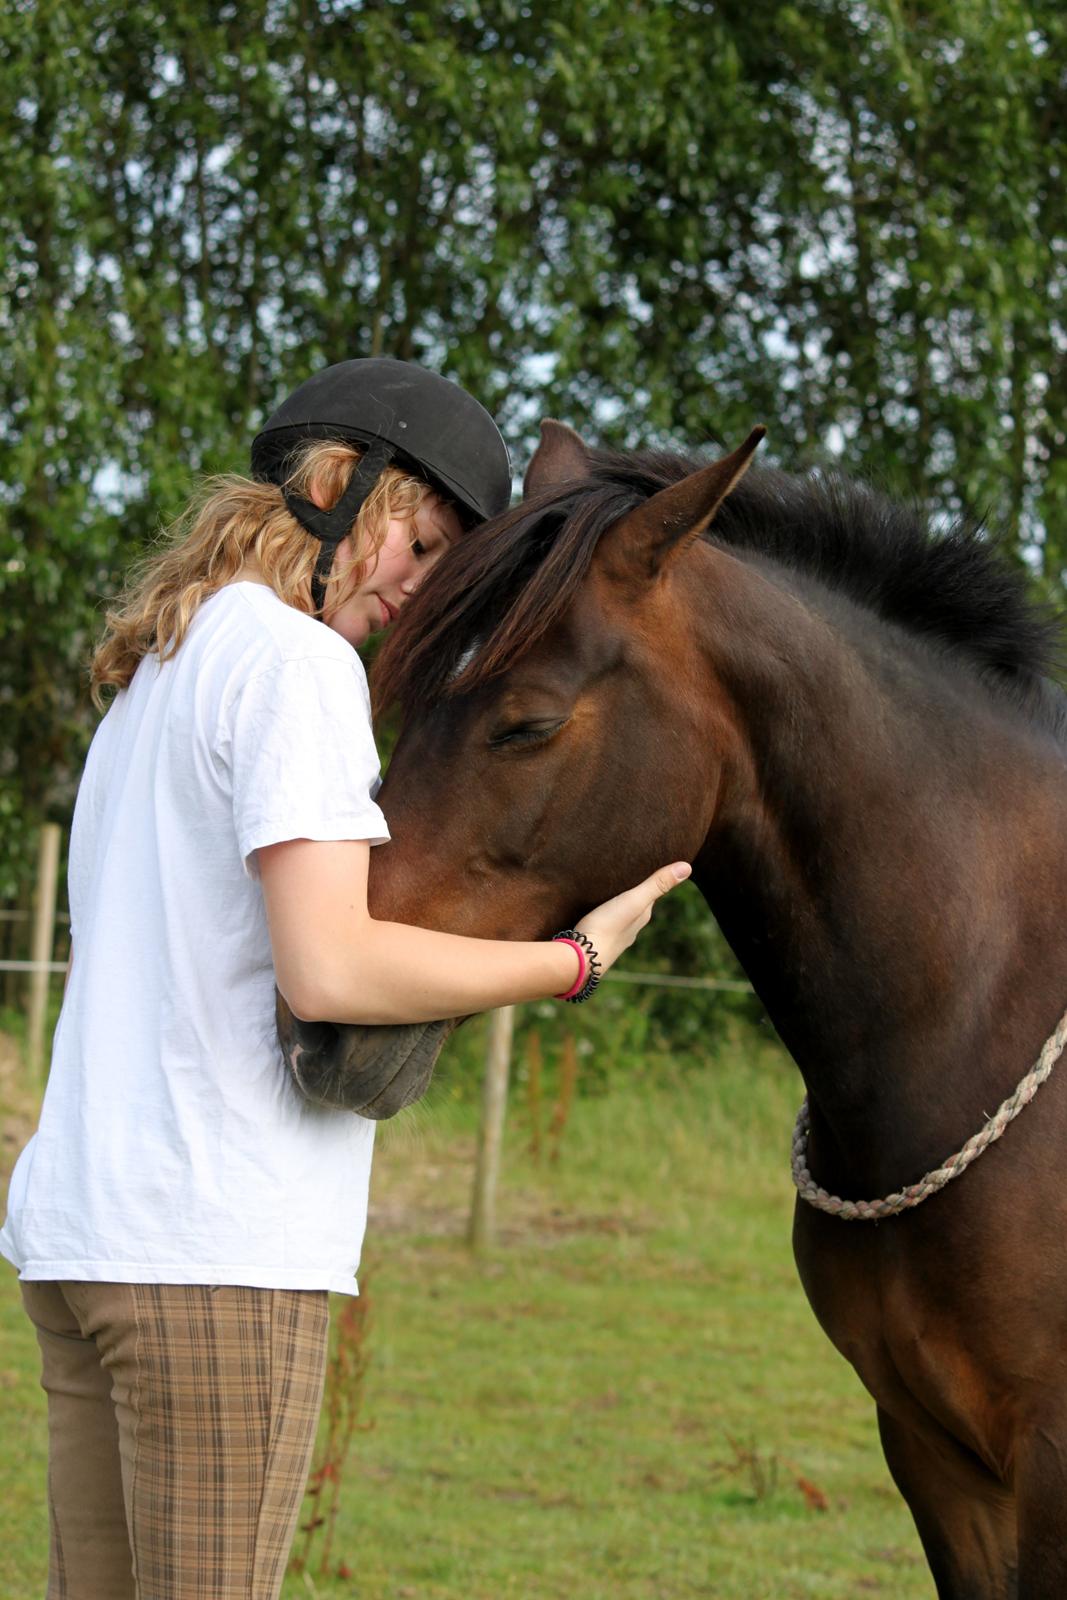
top-left (0, 1018), bottom-right (929, 1599)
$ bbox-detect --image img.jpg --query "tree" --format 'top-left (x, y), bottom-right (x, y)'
top-left (2, 0), bottom-right (1063, 910)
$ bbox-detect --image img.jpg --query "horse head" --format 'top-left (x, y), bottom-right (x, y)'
top-left (276, 424), bottom-right (764, 1116)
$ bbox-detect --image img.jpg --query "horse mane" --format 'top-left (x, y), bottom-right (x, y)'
top-left (372, 446), bottom-right (1066, 733)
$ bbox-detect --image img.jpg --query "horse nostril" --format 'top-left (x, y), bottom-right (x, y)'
top-left (281, 1016), bottom-right (346, 1107)
top-left (275, 992), bottom-right (343, 1096)
top-left (289, 1016), bottom-right (339, 1056)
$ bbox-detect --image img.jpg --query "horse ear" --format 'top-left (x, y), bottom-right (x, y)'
top-left (523, 419), bottom-right (591, 498)
top-left (605, 428), bottom-right (766, 579)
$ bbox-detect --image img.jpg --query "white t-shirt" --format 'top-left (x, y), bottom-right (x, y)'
top-left (0, 582), bottom-right (389, 1295)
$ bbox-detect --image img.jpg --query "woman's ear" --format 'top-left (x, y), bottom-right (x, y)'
top-left (306, 473), bottom-right (331, 512)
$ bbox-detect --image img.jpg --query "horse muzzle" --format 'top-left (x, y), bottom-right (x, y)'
top-left (275, 993), bottom-right (455, 1118)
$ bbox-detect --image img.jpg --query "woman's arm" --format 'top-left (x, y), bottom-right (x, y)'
top-left (258, 838), bottom-right (688, 1025)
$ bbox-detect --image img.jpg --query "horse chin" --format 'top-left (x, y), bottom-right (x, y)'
top-left (276, 994), bottom-right (455, 1119)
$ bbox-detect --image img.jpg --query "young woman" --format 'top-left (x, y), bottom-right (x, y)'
top-left (0, 358), bottom-right (689, 1600)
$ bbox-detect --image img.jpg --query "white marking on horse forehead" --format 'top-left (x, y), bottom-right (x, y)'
top-left (448, 640), bottom-right (482, 682)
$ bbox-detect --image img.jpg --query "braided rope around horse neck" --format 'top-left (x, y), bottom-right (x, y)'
top-left (791, 1006), bottom-right (1067, 1222)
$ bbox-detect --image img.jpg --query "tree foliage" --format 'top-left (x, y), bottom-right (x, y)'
top-left (2, 0), bottom-right (1063, 923)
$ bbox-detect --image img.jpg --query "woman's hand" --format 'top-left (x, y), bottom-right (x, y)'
top-left (575, 862), bottom-right (692, 975)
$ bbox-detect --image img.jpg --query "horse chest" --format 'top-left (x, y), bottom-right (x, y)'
top-left (793, 1204), bottom-right (1018, 1477)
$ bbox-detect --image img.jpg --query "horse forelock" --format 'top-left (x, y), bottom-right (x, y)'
top-left (371, 450), bottom-right (684, 719)
top-left (371, 444), bottom-right (1066, 738)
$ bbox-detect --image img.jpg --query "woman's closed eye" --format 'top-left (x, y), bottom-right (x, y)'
top-left (411, 529), bottom-right (449, 560)
top-left (411, 495), bottom-right (462, 560)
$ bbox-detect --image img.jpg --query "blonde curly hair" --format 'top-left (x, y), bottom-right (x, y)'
top-left (90, 440), bottom-right (436, 706)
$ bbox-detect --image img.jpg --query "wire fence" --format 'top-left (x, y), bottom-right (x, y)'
top-left (2, 850), bottom-right (754, 993)
top-left (0, 910), bottom-right (70, 922)
top-left (0, 960), bottom-right (68, 974)
top-left (1, 957), bottom-right (750, 989)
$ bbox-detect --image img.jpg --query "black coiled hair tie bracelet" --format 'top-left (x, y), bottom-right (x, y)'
top-left (552, 929), bottom-right (603, 1003)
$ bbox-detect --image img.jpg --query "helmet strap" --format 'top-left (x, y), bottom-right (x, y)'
top-left (282, 438), bottom-right (395, 614)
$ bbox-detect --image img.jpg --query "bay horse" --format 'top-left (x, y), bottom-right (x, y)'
top-left (279, 422), bottom-right (1067, 1598)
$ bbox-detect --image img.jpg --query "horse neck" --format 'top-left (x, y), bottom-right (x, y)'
top-left (686, 541), bottom-right (1067, 1195)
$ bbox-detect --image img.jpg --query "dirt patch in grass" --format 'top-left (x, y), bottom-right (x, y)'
top-left (368, 1131), bottom-right (649, 1247)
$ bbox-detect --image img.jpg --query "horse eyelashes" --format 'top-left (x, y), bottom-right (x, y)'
top-left (488, 720), bottom-right (565, 750)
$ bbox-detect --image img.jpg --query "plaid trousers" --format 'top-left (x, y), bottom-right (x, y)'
top-left (21, 1280), bottom-right (330, 1600)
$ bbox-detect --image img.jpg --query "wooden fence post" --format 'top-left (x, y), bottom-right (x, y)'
top-left (467, 1005), bottom-right (515, 1253)
top-left (27, 823), bottom-right (61, 1079)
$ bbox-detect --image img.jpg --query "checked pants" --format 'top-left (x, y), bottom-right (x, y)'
top-left (21, 1280), bottom-right (329, 1600)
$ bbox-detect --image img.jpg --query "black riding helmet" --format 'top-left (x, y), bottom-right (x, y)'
top-left (251, 357), bottom-right (512, 612)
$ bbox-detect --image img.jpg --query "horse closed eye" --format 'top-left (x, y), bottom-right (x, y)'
top-left (488, 720), bottom-right (566, 750)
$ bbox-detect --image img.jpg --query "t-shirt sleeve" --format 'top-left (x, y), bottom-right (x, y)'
top-left (224, 653), bottom-right (390, 877)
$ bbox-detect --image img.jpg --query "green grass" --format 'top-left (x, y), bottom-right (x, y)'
top-left (0, 1022), bottom-right (929, 1599)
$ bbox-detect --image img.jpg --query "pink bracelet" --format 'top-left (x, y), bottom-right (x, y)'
top-left (553, 937), bottom-right (587, 1000)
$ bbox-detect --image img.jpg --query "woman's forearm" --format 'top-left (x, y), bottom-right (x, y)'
top-left (283, 918), bottom-right (578, 1025)
top-left (260, 837), bottom-right (686, 1027)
